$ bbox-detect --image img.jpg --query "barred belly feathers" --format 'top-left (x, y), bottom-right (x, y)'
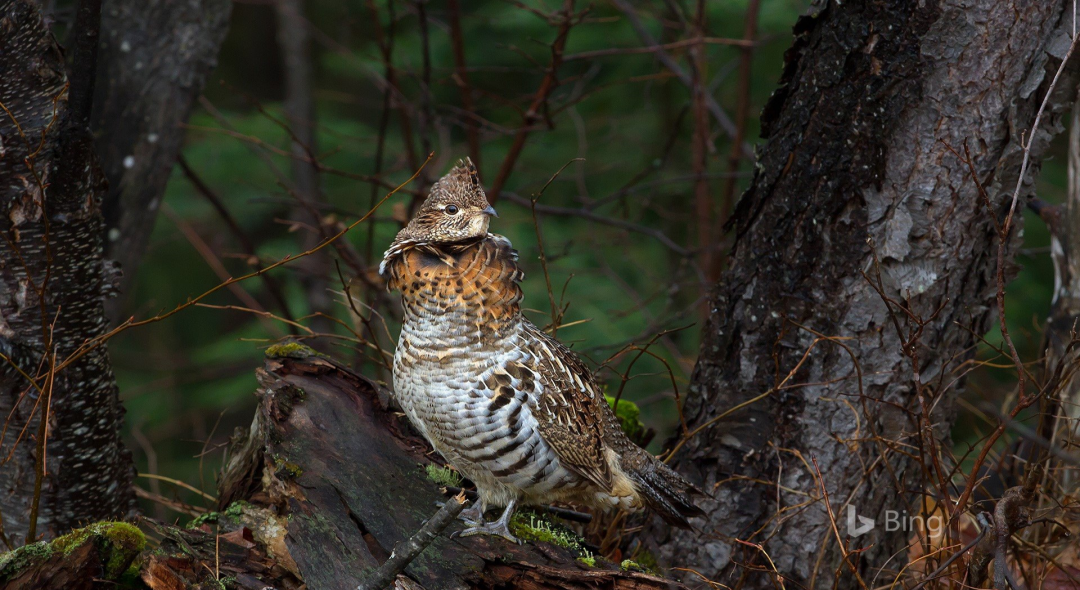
top-left (380, 158), bottom-right (703, 541)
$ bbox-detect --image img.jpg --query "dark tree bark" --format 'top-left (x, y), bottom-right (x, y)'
top-left (0, 0), bottom-right (135, 544)
top-left (648, 0), bottom-right (1079, 587)
top-left (95, 0), bottom-right (232, 322)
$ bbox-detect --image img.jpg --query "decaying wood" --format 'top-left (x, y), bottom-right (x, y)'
top-left (206, 349), bottom-right (686, 590)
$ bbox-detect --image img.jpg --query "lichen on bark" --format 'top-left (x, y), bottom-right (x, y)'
top-left (0, 0), bottom-right (135, 544)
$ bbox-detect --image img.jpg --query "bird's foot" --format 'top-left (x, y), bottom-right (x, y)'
top-left (453, 498), bottom-right (519, 544)
top-left (457, 501), bottom-right (485, 526)
top-left (455, 520), bottom-right (520, 544)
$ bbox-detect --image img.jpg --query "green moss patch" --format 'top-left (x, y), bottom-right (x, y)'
top-left (509, 509), bottom-right (594, 564)
top-left (0, 521), bottom-right (146, 582)
top-left (271, 453), bottom-right (304, 480)
top-left (186, 511), bottom-right (221, 529)
top-left (627, 549), bottom-right (660, 574)
top-left (424, 464), bottom-right (463, 487)
top-left (223, 500), bottom-right (253, 519)
top-left (605, 395), bottom-right (645, 440)
top-left (0, 541), bottom-right (54, 579)
top-left (264, 341), bottom-right (325, 359)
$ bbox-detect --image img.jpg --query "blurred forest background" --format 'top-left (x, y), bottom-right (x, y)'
top-left (81, 0), bottom-right (1063, 518)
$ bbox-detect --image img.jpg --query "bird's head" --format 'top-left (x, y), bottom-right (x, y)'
top-left (397, 158), bottom-right (498, 244)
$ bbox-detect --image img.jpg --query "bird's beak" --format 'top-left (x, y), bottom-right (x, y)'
top-left (481, 205), bottom-right (499, 218)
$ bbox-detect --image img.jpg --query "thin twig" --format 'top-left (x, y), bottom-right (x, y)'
top-left (610, 0), bottom-right (749, 153)
top-left (563, 36), bottom-right (753, 61)
top-left (357, 492), bottom-right (468, 590)
top-left (488, 0), bottom-right (579, 203)
top-left (530, 159), bottom-right (582, 335)
top-left (178, 156), bottom-right (298, 325)
top-left (448, 0), bottom-right (481, 169)
top-left (502, 191), bottom-right (691, 256)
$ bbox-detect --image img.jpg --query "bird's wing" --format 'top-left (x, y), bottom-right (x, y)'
top-left (518, 322), bottom-right (613, 492)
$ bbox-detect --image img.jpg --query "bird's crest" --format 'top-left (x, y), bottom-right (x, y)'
top-left (380, 158), bottom-right (497, 277)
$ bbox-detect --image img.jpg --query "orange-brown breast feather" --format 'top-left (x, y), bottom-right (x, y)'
top-left (385, 235), bottom-right (525, 324)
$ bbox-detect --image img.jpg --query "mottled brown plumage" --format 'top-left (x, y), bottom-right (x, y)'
top-left (381, 159), bottom-right (703, 541)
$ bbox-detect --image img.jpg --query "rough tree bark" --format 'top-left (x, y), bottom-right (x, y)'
top-left (95, 0), bottom-right (232, 322)
top-left (648, 1), bottom-right (1079, 587)
top-left (0, 0), bottom-right (135, 544)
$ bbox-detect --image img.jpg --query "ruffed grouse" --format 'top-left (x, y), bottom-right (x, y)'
top-left (381, 159), bottom-right (703, 542)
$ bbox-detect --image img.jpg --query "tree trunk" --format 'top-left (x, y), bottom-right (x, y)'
top-left (95, 0), bottom-right (232, 322)
top-left (0, 0), bottom-right (135, 544)
top-left (648, 0), bottom-right (1079, 587)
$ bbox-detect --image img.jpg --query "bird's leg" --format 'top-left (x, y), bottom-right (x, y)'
top-left (457, 499), bottom-right (485, 526)
top-left (456, 498), bottom-right (520, 544)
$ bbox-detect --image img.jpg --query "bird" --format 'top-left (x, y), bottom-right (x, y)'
top-left (380, 158), bottom-right (703, 542)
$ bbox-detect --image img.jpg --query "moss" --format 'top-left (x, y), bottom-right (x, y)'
top-left (117, 558), bottom-right (144, 588)
top-left (605, 395), bottom-right (645, 440)
top-left (424, 464), bottom-right (462, 487)
top-left (223, 500), bottom-right (253, 519)
top-left (620, 559), bottom-right (645, 572)
top-left (577, 556), bottom-right (597, 568)
top-left (271, 453), bottom-right (304, 479)
top-left (97, 523), bottom-right (145, 579)
top-left (186, 511), bottom-right (221, 529)
top-left (264, 341), bottom-right (325, 359)
top-left (0, 541), bottom-right (54, 579)
top-left (509, 509), bottom-right (593, 565)
top-left (630, 549), bottom-right (660, 574)
top-left (40, 522), bottom-right (146, 580)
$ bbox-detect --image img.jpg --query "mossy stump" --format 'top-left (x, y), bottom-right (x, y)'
top-left (0, 522), bottom-right (145, 590)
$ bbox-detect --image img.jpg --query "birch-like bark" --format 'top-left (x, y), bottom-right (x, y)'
top-left (0, 0), bottom-right (135, 543)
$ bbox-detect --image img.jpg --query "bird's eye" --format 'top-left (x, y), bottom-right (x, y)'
top-left (445, 205), bottom-right (459, 215)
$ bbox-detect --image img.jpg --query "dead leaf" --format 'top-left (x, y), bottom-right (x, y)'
top-left (220, 527), bottom-right (257, 549)
top-left (141, 556), bottom-right (187, 590)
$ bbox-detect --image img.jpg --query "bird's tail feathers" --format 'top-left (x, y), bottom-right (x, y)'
top-left (624, 449), bottom-right (705, 528)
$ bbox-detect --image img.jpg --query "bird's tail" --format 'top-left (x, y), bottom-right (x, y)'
top-left (622, 447), bottom-right (706, 528)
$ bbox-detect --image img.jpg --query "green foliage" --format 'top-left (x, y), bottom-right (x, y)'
top-left (577, 556), bottom-right (597, 568)
top-left (424, 464), bottom-right (463, 487)
top-left (605, 394), bottom-right (645, 440)
top-left (186, 511), bottom-right (221, 529)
